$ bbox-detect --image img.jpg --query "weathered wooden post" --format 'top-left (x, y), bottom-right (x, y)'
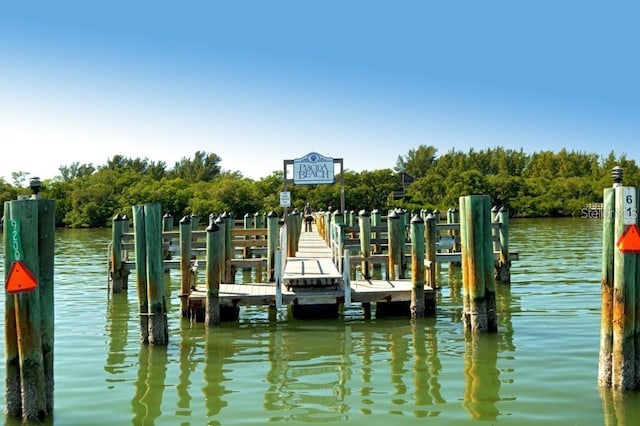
top-left (425, 213), bottom-right (437, 290)
top-left (448, 207), bottom-right (461, 254)
top-left (133, 206), bottom-right (150, 342)
top-left (179, 215), bottom-right (192, 317)
top-left (387, 209), bottom-right (404, 279)
top-left (243, 213), bottom-right (252, 258)
top-left (358, 209), bottom-right (371, 279)
top-left (190, 214), bottom-right (200, 230)
top-left (495, 206), bottom-right (510, 283)
top-left (410, 214), bottom-right (426, 318)
top-left (460, 195), bottom-right (497, 333)
top-left (162, 213), bottom-right (174, 261)
top-left (598, 186), bottom-right (615, 387)
top-left (598, 166), bottom-right (640, 391)
top-left (205, 222), bottom-right (222, 326)
top-left (3, 180), bottom-right (55, 421)
top-left (144, 203), bottom-right (168, 345)
top-left (110, 213), bottom-right (127, 293)
top-left (371, 209), bottom-right (381, 253)
top-left (223, 212), bottom-right (234, 283)
top-left (267, 211), bottom-right (279, 282)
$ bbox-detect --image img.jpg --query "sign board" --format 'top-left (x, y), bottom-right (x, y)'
top-left (617, 224), bottom-right (640, 254)
top-left (622, 187), bottom-right (637, 225)
top-left (280, 191), bottom-right (291, 207)
top-left (6, 260), bottom-right (38, 294)
top-left (293, 152), bottom-right (334, 185)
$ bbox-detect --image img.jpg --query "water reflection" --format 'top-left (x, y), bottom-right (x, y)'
top-left (462, 332), bottom-right (501, 420)
top-left (132, 344), bottom-right (169, 425)
top-left (600, 387), bottom-right (640, 425)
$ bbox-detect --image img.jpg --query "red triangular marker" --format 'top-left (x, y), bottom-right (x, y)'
top-left (617, 224), bottom-right (640, 254)
top-left (6, 261), bottom-right (38, 294)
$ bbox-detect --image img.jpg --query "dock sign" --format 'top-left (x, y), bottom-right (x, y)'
top-left (280, 191), bottom-right (291, 207)
top-left (293, 152), bottom-right (334, 185)
top-left (617, 224), bottom-right (640, 254)
top-left (5, 219), bottom-right (38, 294)
top-left (6, 261), bottom-right (38, 294)
top-left (622, 186), bottom-right (637, 225)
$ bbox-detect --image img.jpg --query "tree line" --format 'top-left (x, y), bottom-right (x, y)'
top-left (1, 146), bottom-right (637, 228)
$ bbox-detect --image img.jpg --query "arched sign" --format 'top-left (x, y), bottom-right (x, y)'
top-left (293, 152), bottom-right (335, 185)
top-left (283, 152), bottom-right (345, 212)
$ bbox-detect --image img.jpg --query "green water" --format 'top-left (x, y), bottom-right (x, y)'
top-left (2, 218), bottom-right (640, 425)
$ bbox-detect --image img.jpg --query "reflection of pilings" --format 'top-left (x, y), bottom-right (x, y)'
top-left (265, 325), bottom-right (287, 412)
top-left (411, 318), bottom-right (444, 417)
top-left (203, 328), bottom-right (231, 417)
top-left (389, 327), bottom-right (410, 413)
top-left (132, 345), bottom-right (168, 425)
top-left (462, 332), bottom-right (500, 421)
top-left (600, 386), bottom-right (640, 426)
top-left (176, 321), bottom-right (195, 419)
top-left (496, 281), bottom-right (516, 352)
top-left (105, 292), bottom-right (131, 377)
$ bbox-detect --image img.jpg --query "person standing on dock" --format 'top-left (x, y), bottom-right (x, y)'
top-left (304, 202), bottom-right (313, 232)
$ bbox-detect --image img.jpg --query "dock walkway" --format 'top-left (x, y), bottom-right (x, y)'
top-left (189, 224), bottom-right (431, 314)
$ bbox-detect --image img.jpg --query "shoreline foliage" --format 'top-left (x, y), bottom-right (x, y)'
top-left (3, 147), bottom-right (638, 228)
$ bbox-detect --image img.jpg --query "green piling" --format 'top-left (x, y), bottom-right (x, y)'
top-left (4, 194), bottom-right (55, 421)
top-left (179, 215), bottom-right (192, 317)
top-left (611, 185), bottom-right (636, 390)
top-left (133, 205), bottom-right (149, 343)
top-left (205, 222), bottom-right (222, 326)
top-left (598, 187), bottom-right (615, 386)
top-left (387, 210), bottom-right (402, 280)
top-left (358, 209), bottom-right (371, 279)
top-left (267, 211), bottom-right (279, 282)
top-left (144, 203), bottom-right (168, 345)
top-left (410, 214), bottom-right (426, 318)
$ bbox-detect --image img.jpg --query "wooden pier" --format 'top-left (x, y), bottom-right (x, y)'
top-left (187, 223), bottom-right (431, 320)
top-left (109, 203), bottom-right (517, 323)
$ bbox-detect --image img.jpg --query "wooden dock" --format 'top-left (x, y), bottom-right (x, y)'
top-left (188, 224), bottom-right (432, 316)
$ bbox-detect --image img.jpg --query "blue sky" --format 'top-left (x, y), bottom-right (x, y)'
top-left (1, 1), bottom-right (638, 184)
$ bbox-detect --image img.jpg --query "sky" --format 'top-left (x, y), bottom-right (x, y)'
top-left (1, 1), bottom-right (638, 185)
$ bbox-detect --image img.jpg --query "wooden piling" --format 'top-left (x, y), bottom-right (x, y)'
top-left (598, 187), bottom-right (615, 386)
top-left (358, 209), bottom-right (371, 279)
top-left (482, 197), bottom-right (498, 332)
top-left (223, 212), bottom-right (234, 283)
top-left (425, 213), bottom-right (437, 289)
top-left (179, 215), bottom-right (192, 317)
top-left (4, 198), bottom-right (55, 421)
top-left (205, 222), bottom-right (222, 326)
top-left (267, 211), bottom-right (279, 282)
top-left (133, 205), bottom-right (149, 343)
top-left (110, 214), bottom-right (126, 293)
top-left (387, 210), bottom-right (403, 280)
top-left (144, 203), bottom-right (168, 345)
top-left (496, 206), bottom-right (510, 283)
top-left (460, 195), bottom-right (497, 333)
top-left (162, 213), bottom-right (173, 261)
top-left (410, 214), bottom-right (426, 318)
top-left (611, 186), bottom-right (636, 390)
top-left (37, 198), bottom-right (55, 414)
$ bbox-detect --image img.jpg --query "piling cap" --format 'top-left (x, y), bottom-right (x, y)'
top-left (612, 166), bottom-right (623, 185)
top-left (411, 214), bottom-right (424, 224)
top-left (358, 209), bottom-right (370, 217)
top-left (29, 177), bottom-right (41, 195)
top-left (180, 215), bottom-right (191, 224)
top-left (207, 222), bottom-right (220, 232)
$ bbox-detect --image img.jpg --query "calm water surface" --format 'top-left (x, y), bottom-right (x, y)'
top-left (2, 218), bottom-right (640, 425)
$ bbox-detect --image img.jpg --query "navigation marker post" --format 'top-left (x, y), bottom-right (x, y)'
top-left (3, 179), bottom-right (56, 421)
top-left (599, 166), bottom-right (640, 391)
